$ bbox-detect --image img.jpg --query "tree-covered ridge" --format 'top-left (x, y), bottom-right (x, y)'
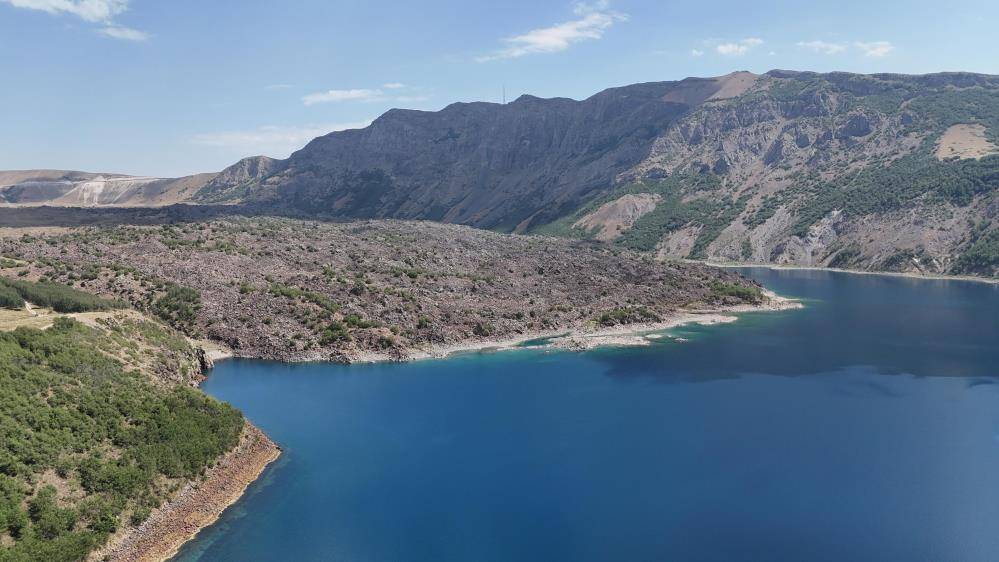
top-left (789, 152), bottom-right (999, 237)
top-left (952, 228), bottom-right (999, 276)
top-left (0, 277), bottom-right (125, 313)
top-left (0, 318), bottom-right (243, 562)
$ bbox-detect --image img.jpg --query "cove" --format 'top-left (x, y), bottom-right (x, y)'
top-left (175, 268), bottom-right (999, 562)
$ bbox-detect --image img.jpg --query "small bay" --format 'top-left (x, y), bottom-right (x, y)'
top-left (176, 268), bottom-right (999, 562)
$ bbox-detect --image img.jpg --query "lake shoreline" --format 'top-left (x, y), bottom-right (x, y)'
top-left (138, 292), bottom-right (798, 560)
top-left (198, 291), bottom-right (802, 367)
top-left (92, 423), bottom-right (281, 562)
top-left (197, 290), bottom-right (804, 365)
top-left (390, 292), bottom-right (802, 362)
top-left (87, 265), bottom-right (982, 560)
top-left (696, 260), bottom-right (999, 285)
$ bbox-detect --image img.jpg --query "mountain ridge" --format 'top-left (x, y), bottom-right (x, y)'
top-left (2, 69), bottom-right (997, 276)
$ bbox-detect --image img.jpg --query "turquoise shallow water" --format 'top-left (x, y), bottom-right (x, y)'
top-left (176, 268), bottom-right (999, 562)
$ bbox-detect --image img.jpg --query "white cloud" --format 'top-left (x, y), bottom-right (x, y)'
top-left (855, 40), bottom-right (894, 57)
top-left (715, 37), bottom-right (763, 56)
top-left (690, 49), bottom-right (704, 57)
top-left (99, 25), bottom-right (147, 41)
top-left (2, 0), bottom-right (148, 40)
top-left (797, 40), bottom-right (846, 55)
top-left (476, 1), bottom-right (627, 62)
top-left (192, 122), bottom-right (372, 157)
top-left (2, 0), bottom-right (126, 21)
top-left (301, 85), bottom-right (431, 107)
top-left (302, 88), bottom-right (383, 106)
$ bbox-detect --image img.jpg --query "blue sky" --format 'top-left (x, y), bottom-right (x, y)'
top-left (1, 0), bottom-right (997, 177)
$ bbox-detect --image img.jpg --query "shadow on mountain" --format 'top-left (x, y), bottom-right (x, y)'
top-left (0, 204), bottom-right (319, 228)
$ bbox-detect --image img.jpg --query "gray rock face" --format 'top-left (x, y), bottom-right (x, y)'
top-left (837, 114), bottom-right (873, 138)
top-left (626, 71), bottom-right (999, 276)
top-left (196, 156), bottom-right (280, 203)
top-left (199, 75), bottom-right (761, 230)
top-left (5, 70), bottom-right (997, 276)
top-left (180, 70), bottom-right (999, 276)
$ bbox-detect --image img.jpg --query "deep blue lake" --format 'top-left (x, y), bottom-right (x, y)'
top-left (176, 268), bottom-right (999, 562)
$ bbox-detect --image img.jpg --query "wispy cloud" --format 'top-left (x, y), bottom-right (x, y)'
top-left (192, 122), bottom-right (372, 157)
top-left (265, 84), bottom-right (295, 91)
top-left (2, 0), bottom-right (127, 21)
top-left (476, 1), bottom-right (627, 62)
top-left (301, 84), bottom-right (430, 107)
top-left (797, 40), bottom-right (847, 55)
top-left (302, 88), bottom-right (384, 106)
top-left (99, 25), bottom-right (148, 41)
top-left (797, 39), bottom-right (895, 57)
top-left (715, 37), bottom-right (764, 56)
top-left (1, 0), bottom-right (148, 40)
top-left (855, 40), bottom-right (894, 57)
top-left (690, 49), bottom-right (704, 57)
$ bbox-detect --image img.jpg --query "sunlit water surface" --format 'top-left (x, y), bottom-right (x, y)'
top-left (175, 268), bottom-right (999, 562)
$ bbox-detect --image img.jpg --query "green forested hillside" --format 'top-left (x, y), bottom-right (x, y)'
top-left (0, 318), bottom-right (243, 562)
top-left (0, 278), bottom-right (124, 313)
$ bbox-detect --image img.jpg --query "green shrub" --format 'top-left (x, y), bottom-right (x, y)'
top-left (0, 284), bottom-right (25, 310)
top-left (595, 306), bottom-right (660, 326)
top-left (472, 322), bottom-right (494, 336)
top-left (319, 320), bottom-right (350, 344)
top-left (952, 229), bottom-right (999, 276)
top-left (152, 284), bottom-right (202, 329)
top-left (0, 278), bottom-right (123, 313)
top-left (343, 314), bottom-right (376, 329)
top-left (709, 281), bottom-right (763, 303)
top-left (268, 283), bottom-right (339, 312)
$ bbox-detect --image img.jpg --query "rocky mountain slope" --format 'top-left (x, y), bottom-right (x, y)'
top-left (608, 70), bottom-right (999, 277)
top-left (196, 73), bottom-right (759, 230)
top-left (195, 70), bottom-right (998, 277)
top-left (4, 70), bottom-right (997, 276)
top-left (0, 170), bottom-right (218, 207)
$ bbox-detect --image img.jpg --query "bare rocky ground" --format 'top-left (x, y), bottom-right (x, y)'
top-left (0, 217), bottom-right (770, 362)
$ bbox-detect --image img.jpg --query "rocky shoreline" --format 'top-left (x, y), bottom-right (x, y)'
top-left (349, 291), bottom-right (803, 363)
top-left (196, 292), bottom-right (802, 365)
top-left (90, 423), bottom-right (280, 562)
